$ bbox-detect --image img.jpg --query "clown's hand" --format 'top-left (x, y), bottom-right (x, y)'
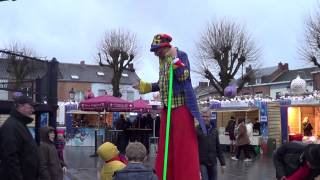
top-left (133, 81), bottom-right (140, 90)
top-left (172, 58), bottom-right (185, 69)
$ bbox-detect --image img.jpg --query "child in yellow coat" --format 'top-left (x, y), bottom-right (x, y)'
top-left (97, 142), bottom-right (127, 180)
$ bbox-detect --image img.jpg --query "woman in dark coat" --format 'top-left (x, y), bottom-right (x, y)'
top-left (303, 117), bottom-right (313, 136)
top-left (39, 126), bottom-right (66, 180)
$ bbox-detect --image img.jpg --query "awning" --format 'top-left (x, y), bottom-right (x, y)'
top-left (66, 110), bottom-right (103, 115)
top-left (211, 107), bottom-right (259, 112)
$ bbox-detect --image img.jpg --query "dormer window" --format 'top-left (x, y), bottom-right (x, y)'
top-left (97, 72), bottom-right (104, 76)
top-left (122, 73), bottom-right (128, 77)
top-left (71, 75), bottom-right (79, 79)
top-left (256, 78), bottom-right (261, 84)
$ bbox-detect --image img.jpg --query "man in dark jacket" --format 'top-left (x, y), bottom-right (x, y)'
top-left (0, 95), bottom-right (40, 180)
top-left (39, 126), bottom-right (66, 180)
top-left (113, 142), bottom-right (157, 180)
top-left (273, 141), bottom-right (320, 180)
top-left (197, 109), bottom-right (226, 180)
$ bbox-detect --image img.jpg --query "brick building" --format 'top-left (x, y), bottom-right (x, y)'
top-left (194, 62), bottom-right (320, 100)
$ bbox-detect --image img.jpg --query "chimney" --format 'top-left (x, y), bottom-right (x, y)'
top-left (80, 61), bottom-right (85, 65)
top-left (283, 63), bottom-right (288, 70)
top-left (278, 62), bottom-right (288, 71)
top-left (199, 81), bottom-right (209, 87)
top-left (128, 63), bottom-right (135, 72)
top-left (245, 65), bottom-right (252, 74)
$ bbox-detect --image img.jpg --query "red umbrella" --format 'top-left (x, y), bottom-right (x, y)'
top-left (79, 95), bottom-right (133, 112)
top-left (132, 98), bottom-right (152, 113)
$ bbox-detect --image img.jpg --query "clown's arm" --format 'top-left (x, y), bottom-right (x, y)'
top-left (137, 80), bottom-right (159, 94)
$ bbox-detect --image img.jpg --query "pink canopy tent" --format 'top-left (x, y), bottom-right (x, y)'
top-left (132, 98), bottom-right (152, 113)
top-left (79, 95), bottom-right (133, 112)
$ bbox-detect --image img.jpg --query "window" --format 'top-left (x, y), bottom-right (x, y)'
top-left (98, 89), bottom-right (106, 96)
top-left (122, 73), bottom-right (128, 77)
top-left (127, 91), bottom-right (134, 101)
top-left (75, 91), bottom-right (84, 102)
top-left (71, 75), bottom-right (79, 79)
top-left (255, 92), bottom-right (263, 97)
top-left (97, 72), bottom-right (104, 76)
top-left (256, 78), bottom-right (261, 84)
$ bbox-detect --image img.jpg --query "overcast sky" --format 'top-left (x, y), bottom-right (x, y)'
top-left (0, 0), bottom-right (318, 87)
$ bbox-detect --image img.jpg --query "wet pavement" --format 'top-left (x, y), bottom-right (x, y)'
top-left (64, 146), bottom-right (276, 180)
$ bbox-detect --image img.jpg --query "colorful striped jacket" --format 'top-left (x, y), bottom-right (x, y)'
top-left (139, 49), bottom-right (206, 134)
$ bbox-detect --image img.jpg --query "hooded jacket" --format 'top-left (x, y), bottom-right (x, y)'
top-left (0, 108), bottom-right (40, 180)
top-left (97, 142), bottom-right (126, 180)
top-left (39, 126), bottom-right (65, 180)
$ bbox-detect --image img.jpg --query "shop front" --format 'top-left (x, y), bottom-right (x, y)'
top-left (280, 99), bottom-right (320, 143)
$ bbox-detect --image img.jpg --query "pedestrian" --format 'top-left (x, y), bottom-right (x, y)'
top-left (303, 117), bottom-right (313, 137)
top-left (197, 108), bottom-right (226, 180)
top-left (231, 118), bottom-right (251, 161)
top-left (113, 142), bottom-right (158, 180)
top-left (133, 33), bottom-right (206, 180)
top-left (246, 119), bottom-right (257, 157)
top-left (116, 114), bottom-right (130, 154)
top-left (273, 141), bottom-right (320, 180)
top-left (225, 116), bottom-right (236, 154)
top-left (55, 129), bottom-right (66, 162)
top-left (0, 95), bottom-right (40, 180)
top-left (97, 142), bottom-right (127, 180)
top-left (39, 126), bottom-right (67, 180)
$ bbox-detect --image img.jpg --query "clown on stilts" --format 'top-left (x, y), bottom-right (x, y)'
top-left (134, 33), bottom-right (207, 180)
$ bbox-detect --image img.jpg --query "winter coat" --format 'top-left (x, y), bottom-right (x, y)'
top-left (235, 123), bottom-right (250, 146)
top-left (0, 109), bottom-right (40, 180)
top-left (39, 127), bottom-right (65, 180)
top-left (225, 119), bottom-right (236, 140)
top-left (273, 142), bottom-right (320, 180)
top-left (113, 163), bottom-right (158, 180)
top-left (303, 122), bottom-right (313, 136)
top-left (196, 125), bottom-right (226, 166)
top-left (246, 123), bottom-right (254, 144)
top-left (97, 142), bottom-right (126, 180)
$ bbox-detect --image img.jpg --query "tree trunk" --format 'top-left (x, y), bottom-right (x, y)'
top-left (111, 75), bottom-right (122, 97)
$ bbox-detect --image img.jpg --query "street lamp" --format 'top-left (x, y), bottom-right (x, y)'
top-left (69, 88), bottom-right (75, 102)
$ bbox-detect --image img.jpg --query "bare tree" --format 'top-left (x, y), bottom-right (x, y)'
top-left (0, 42), bottom-right (44, 89)
top-left (98, 29), bottom-right (138, 97)
top-left (194, 19), bottom-right (260, 95)
top-left (301, 7), bottom-right (320, 67)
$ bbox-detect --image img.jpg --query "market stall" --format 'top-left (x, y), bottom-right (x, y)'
top-left (209, 99), bottom-right (282, 152)
top-left (280, 98), bottom-right (320, 143)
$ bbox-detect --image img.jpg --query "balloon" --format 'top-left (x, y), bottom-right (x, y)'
top-left (224, 85), bottom-right (237, 98)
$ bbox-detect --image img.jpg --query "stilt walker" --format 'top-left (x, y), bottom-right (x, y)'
top-left (134, 34), bottom-right (207, 180)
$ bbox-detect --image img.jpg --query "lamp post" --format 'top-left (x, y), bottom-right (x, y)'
top-left (69, 88), bottom-right (75, 102)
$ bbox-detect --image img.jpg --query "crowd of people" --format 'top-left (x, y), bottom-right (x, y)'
top-left (0, 95), bottom-right (67, 180)
top-left (2, 32), bottom-right (320, 180)
top-left (225, 116), bottom-right (259, 162)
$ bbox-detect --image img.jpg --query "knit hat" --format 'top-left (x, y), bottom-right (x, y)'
top-left (304, 144), bottom-right (320, 169)
top-left (150, 33), bottom-right (172, 52)
top-left (14, 95), bottom-right (35, 106)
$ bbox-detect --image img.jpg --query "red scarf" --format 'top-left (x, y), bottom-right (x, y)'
top-left (105, 155), bottom-right (128, 165)
top-left (286, 163), bottom-right (310, 180)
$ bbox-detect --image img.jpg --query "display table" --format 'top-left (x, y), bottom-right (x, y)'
top-left (219, 134), bottom-right (261, 146)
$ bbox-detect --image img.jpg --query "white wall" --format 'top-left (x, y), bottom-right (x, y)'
top-left (0, 79), bottom-right (8, 100)
top-left (91, 83), bottom-right (141, 100)
top-left (270, 81), bottom-right (314, 98)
